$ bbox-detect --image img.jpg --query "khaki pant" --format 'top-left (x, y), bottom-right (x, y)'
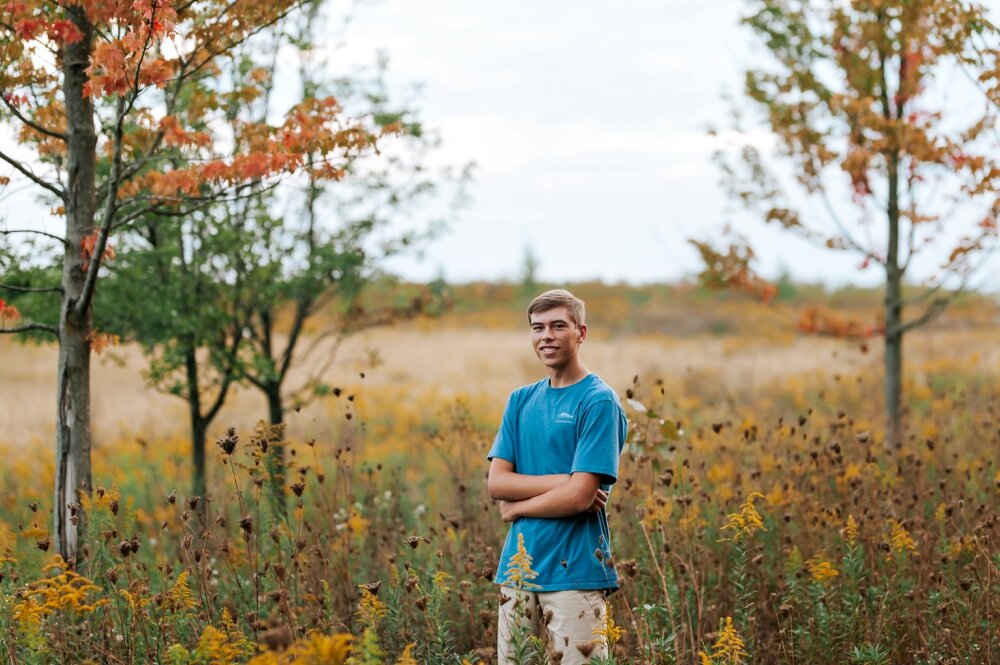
top-left (497, 586), bottom-right (608, 665)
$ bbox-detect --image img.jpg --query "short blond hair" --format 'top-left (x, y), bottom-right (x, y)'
top-left (527, 289), bottom-right (586, 328)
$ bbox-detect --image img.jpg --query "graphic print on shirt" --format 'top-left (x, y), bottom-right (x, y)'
top-left (555, 411), bottom-right (576, 424)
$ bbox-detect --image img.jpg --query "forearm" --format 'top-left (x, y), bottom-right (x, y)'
top-left (488, 470), bottom-right (571, 501)
top-left (506, 482), bottom-right (596, 519)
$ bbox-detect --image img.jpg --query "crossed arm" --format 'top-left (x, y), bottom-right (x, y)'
top-left (487, 457), bottom-right (607, 522)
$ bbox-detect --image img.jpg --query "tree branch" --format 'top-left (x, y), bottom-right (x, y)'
top-left (0, 322), bottom-right (58, 337)
top-left (0, 94), bottom-right (67, 142)
top-left (896, 293), bottom-right (956, 336)
top-left (0, 282), bottom-right (62, 294)
top-left (76, 95), bottom-right (126, 318)
top-left (0, 228), bottom-right (67, 245)
top-left (0, 148), bottom-right (64, 200)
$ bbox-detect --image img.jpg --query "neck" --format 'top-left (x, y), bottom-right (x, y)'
top-left (548, 360), bottom-right (589, 388)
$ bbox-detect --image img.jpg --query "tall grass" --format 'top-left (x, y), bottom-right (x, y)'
top-left (0, 340), bottom-right (997, 663)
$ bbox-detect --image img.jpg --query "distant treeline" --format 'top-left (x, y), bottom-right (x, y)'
top-left (351, 277), bottom-right (1000, 337)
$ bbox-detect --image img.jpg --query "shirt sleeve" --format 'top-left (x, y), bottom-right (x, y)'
top-left (487, 392), bottom-right (518, 464)
top-left (571, 398), bottom-right (625, 485)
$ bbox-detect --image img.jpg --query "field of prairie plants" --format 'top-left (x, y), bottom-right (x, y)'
top-left (0, 285), bottom-right (998, 664)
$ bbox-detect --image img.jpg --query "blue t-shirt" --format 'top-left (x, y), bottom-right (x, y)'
top-left (488, 373), bottom-right (627, 591)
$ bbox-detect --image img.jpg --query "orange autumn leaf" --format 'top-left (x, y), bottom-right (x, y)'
top-left (0, 299), bottom-right (20, 322)
top-left (80, 232), bottom-right (116, 272)
top-left (87, 331), bottom-right (121, 354)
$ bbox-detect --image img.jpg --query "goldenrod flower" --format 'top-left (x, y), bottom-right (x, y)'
top-left (192, 610), bottom-right (252, 663)
top-left (887, 519), bottom-right (917, 555)
top-left (720, 492), bottom-right (767, 543)
top-left (502, 533), bottom-right (542, 591)
top-left (805, 555), bottom-right (839, 584)
top-left (396, 644), bottom-right (418, 665)
top-left (247, 632), bottom-right (353, 665)
top-left (347, 512), bottom-right (370, 537)
top-left (12, 555), bottom-right (107, 629)
top-left (844, 515), bottom-right (858, 546)
top-left (432, 570), bottom-right (451, 592)
top-left (166, 571), bottom-right (199, 611)
top-left (699, 616), bottom-right (747, 665)
top-left (593, 602), bottom-right (624, 647)
top-left (356, 587), bottom-right (388, 627)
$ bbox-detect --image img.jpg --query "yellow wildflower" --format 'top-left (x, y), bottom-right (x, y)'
top-left (165, 571), bottom-right (199, 611)
top-left (805, 556), bottom-right (839, 584)
top-left (844, 515), bottom-right (858, 547)
top-left (193, 611), bottom-right (252, 663)
top-left (0, 519), bottom-right (15, 565)
top-left (248, 634), bottom-right (352, 665)
top-left (12, 555), bottom-right (107, 628)
top-left (193, 625), bottom-right (247, 664)
top-left (887, 519), bottom-right (917, 555)
top-left (640, 494), bottom-right (673, 528)
top-left (947, 536), bottom-right (975, 558)
top-left (12, 594), bottom-right (45, 630)
top-left (593, 602), bottom-right (624, 647)
top-left (19, 526), bottom-right (48, 540)
top-left (120, 588), bottom-right (151, 613)
top-left (720, 492), bottom-right (767, 543)
top-left (396, 644), bottom-right (418, 665)
top-left (347, 512), bottom-right (370, 537)
top-left (432, 570), bottom-right (451, 592)
top-left (700, 616), bottom-right (747, 665)
top-left (502, 533), bottom-right (542, 591)
top-left (294, 633), bottom-right (353, 663)
top-left (934, 503), bottom-right (947, 525)
top-left (356, 587), bottom-right (388, 627)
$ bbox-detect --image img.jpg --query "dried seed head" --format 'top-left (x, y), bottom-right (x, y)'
top-left (36, 537), bottom-right (51, 552)
top-left (118, 541), bottom-right (132, 558)
top-left (290, 482), bottom-right (305, 497)
top-left (166, 490), bottom-right (176, 505)
top-left (217, 427), bottom-right (239, 455)
top-left (240, 515), bottom-right (253, 534)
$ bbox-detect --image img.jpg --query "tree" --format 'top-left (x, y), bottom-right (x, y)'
top-left (0, 0), bottom-right (379, 564)
top-left (101, 207), bottom-right (254, 505)
top-left (707, 0), bottom-right (1000, 446)
top-left (99, 14), bottom-right (466, 512)
top-left (236, 55), bottom-right (468, 508)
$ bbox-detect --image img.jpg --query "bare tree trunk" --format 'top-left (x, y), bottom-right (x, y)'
top-left (185, 344), bottom-right (208, 511)
top-left (884, 154), bottom-right (903, 451)
top-left (265, 381), bottom-right (287, 518)
top-left (56, 6), bottom-right (96, 567)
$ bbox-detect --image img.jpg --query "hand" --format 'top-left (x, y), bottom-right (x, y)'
top-left (499, 501), bottom-right (520, 522)
top-left (586, 490), bottom-right (609, 513)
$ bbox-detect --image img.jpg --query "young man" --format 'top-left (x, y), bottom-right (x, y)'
top-left (487, 289), bottom-right (628, 665)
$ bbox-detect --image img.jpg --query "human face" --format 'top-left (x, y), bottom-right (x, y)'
top-left (529, 306), bottom-right (586, 370)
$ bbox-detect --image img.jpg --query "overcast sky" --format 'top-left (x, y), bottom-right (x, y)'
top-left (324, 0), bottom-right (1000, 288)
top-left (2, 0), bottom-right (998, 288)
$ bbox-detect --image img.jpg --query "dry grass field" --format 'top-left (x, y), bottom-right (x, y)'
top-left (0, 285), bottom-right (998, 664)
top-left (3, 317), bottom-right (996, 451)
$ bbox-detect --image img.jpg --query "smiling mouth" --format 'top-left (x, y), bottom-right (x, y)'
top-left (539, 346), bottom-right (559, 353)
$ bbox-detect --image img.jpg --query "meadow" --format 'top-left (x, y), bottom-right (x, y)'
top-left (0, 282), bottom-right (998, 664)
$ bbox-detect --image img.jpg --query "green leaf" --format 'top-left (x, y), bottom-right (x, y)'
top-left (660, 420), bottom-right (681, 441)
